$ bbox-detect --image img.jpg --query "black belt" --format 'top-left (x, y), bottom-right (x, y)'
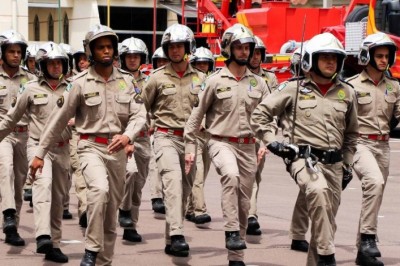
top-left (298, 146), bottom-right (342, 164)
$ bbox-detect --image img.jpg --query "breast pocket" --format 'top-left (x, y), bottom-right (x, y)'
top-left (356, 95), bottom-right (373, 116)
top-left (216, 91), bottom-right (233, 112)
top-left (190, 85), bottom-right (200, 107)
top-left (84, 95), bottom-right (103, 121)
top-left (384, 94), bottom-right (397, 118)
top-left (31, 97), bottom-right (50, 119)
top-left (246, 90), bottom-right (262, 112)
top-left (0, 89), bottom-right (8, 108)
top-left (161, 87), bottom-right (177, 109)
top-left (298, 100), bottom-right (318, 125)
top-left (115, 94), bottom-right (131, 124)
top-left (333, 102), bottom-right (347, 130)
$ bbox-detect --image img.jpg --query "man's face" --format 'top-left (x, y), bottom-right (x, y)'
top-left (46, 59), bottom-right (63, 79)
top-left (249, 48), bottom-right (262, 69)
top-left (4, 44), bottom-right (22, 67)
top-left (372, 46), bottom-right (389, 72)
top-left (125, 53), bottom-right (141, 72)
top-left (168, 43), bottom-right (185, 63)
top-left (317, 53), bottom-right (337, 78)
top-left (78, 54), bottom-right (89, 71)
top-left (232, 42), bottom-right (250, 63)
top-left (194, 61), bottom-right (209, 73)
top-left (156, 58), bottom-right (169, 68)
top-left (92, 37), bottom-right (114, 65)
top-left (26, 57), bottom-right (36, 72)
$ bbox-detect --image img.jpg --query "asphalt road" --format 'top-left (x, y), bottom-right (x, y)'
top-left (1, 139), bottom-right (400, 266)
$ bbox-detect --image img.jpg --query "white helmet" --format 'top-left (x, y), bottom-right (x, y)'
top-left (301, 32), bottom-right (346, 77)
top-left (161, 24), bottom-right (196, 60)
top-left (120, 37), bottom-right (149, 65)
top-left (59, 43), bottom-right (74, 72)
top-left (290, 44), bottom-right (307, 76)
top-left (221, 23), bottom-right (255, 60)
top-left (152, 47), bottom-right (168, 69)
top-left (189, 47), bottom-right (215, 72)
top-left (358, 32), bottom-right (397, 67)
top-left (254, 36), bottom-right (267, 63)
top-left (36, 42), bottom-right (69, 76)
top-left (83, 24), bottom-right (119, 60)
top-left (0, 29), bottom-right (28, 61)
top-left (26, 44), bottom-right (40, 60)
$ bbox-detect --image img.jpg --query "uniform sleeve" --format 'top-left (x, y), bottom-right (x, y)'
top-left (142, 74), bottom-right (157, 113)
top-left (251, 88), bottom-right (293, 145)
top-left (184, 80), bottom-right (214, 154)
top-left (0, 88), bottom-right (30, 141)
top-left (35, 84), bottom-right (80, 159)
top-left (123, 97), bottom-right (147, 142)
top-left (269, 73), bottom-right (279, 92)
top-left (342, 88), bottom-right (359, 164)
top-left (394, 82), bottom-right (400, 122)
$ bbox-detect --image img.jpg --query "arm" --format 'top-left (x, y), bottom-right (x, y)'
top-left (342, 89), bottom-right (359, 165)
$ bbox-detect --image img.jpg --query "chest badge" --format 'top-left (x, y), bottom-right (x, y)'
top-left (337, 89), bottom-right (346, 101)
top-left (250, 78), bottom-right (258, 87)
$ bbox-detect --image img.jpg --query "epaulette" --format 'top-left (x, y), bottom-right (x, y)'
top-left (287, 76), bottom-right (305, 82)
top-left (24, 79), bottom-right (37, 85)
top-left (66, 76), bottom-right (74, 83)
top-left (73, 69), bottom-right (89, 81)
top-left (117, 68), bottom-right (131, 75)
top-left (384, 72), bottom-right (398, 81)
top-left (21, 67), bottom-right (34, 76)
top-left (344, 73), bottom-right (359, 83)
top-left (262, 68), bottom-right (275, 74)
top-left (205, 68), bottom-right (221, 80)
top-left (152, 65), bottom-right (167, 74)
top-left (339, 78), bottom-right (354, 88)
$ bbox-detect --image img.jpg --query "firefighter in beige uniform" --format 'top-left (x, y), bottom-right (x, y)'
top-left (0, 42), bottom-right (71, 262)
top-left (347, 33), bottom-right (400, 266)
top-left (142, 24), bottom-right (205, 257)
top-left (246, 35), bottom-right (279, 237)
top-left (251, 33), bottom-right (358, 266)
top-left (29, 25), bottom-right (146, 266)
top-left (117, 37), bottom-right (152, 242)
top-left (0, 30), bottom-right (36, 246)
top-left (185, 46), bottom-right (214, 226)
top-left (185, 24), bottom-right (269, 266)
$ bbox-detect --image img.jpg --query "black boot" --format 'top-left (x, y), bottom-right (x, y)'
top-left (62, 209), bottom-right (73, 219)
top-left (246, 217), bottom-right (261, 235)
top-left (80, 249), bottom-right (97, 266)
top-left (3, 209), bottom-right (17, 234)
top-left (291, 239), bottom-right (309, 252)
top-left (164, 244), bottom-right (189, 257)
top-left (229, 261), bottom-right (246, 266)
top-left (171, 235), bottom-right (189, 252)
top-left (24, 189), bottom-right (32, 201)
top-left (5, 231), bottom-right (25, 246)
top-left (194, 214), bottom-right (211, 225)
top-left (185, 213), bottom-right (195, 223)
top-left (45, 247), bottom-right (69, 263)
top-left (360, 234), bottom-right (381, 257)
top-left (356, 251), bottom-right (384, 266)
top-left (118, 209), bottom-right (133, 227)
top-left (36, 235), bottom-right (53, 254)
top-left (317, 254), bottom-right (336, 266)
top-left (122, 229), bottom-right (142, 242)
top-left (151, 198), bottom-right (166, 214)
top-left (225, 231), bottom-right (247, 250)
top-left (79, 212), bottom-right (88, 228)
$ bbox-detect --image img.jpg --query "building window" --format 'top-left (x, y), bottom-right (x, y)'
top-left (34, 15), bottom-right (40, 41)
top-left (63, 14), bottom-right (69, 44)
top-left (48, 14), bottom-right (54, 41)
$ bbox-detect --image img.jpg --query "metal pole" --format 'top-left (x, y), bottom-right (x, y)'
top-left (58, 0), bottom-right (62, 42)
top-left (153, 0), bottom-right (157, 53)
top-left (107, 0), bottom-right (111, 27)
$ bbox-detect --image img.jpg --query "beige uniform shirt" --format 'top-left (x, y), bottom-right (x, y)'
top-left (251, 77), bottom-right (359, 164)
top-left (0, 77), bottom-right (71, 141)
top-left (255, 68), bottom-right (279, 92)
top-left (35, 66), bottom-right (147, 159)
top-left (142, 63), bottom-right (206, 129)
top-left (0, 66), bottom-right (37, 125)
top-left (347, 70), bottom-right (400, 135)
top-left (184, 67), bottom-right (270, 154)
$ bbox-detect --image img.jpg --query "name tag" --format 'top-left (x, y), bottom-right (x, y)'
top-left (84, 92), bottom-right (100, 99)
top-left (217, 87), bottom-right (231, 94)
top-left (34, 94), bottom-right (48, 99)
top-left (299, 95), bottom-right (316, 100)
top-left (356, 91), bottom-right (371, 97)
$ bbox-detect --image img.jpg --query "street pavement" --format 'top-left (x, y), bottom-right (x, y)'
top-left (1, 139), bottom-right (400, 266)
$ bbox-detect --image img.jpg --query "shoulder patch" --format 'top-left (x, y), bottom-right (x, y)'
top-left (344, 74), bottom-right (359, 83)
top-left (278, 82), bottom-right (288, 91)
top-left (65, 83), bottom-right (73, 92)
top-left (201, 83), bottom-right (206, 91)
top-left (57, 96), bottom-right (64, 108)
top-left (19, 85), bottom-right (26, 94)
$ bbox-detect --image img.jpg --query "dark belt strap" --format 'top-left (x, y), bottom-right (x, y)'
top-left (298, 146), bottom-right (342, 164)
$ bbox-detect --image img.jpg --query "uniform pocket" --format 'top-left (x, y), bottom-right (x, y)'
top-left (0, 89), bottom-right (8, 107)
top-left (356, 95), bottom-right (372, 116)
top-left (246, 90), bottom-right (262, 112)
top-left (32, 96), bottom-right (50, 119)
top-left (84, 94), bottom-right (103, 121)
top-left (333, 102), bottom-right (347, 130)
top-left (215, 90), bottom-right (233, 112)
top-left (298, 99), bottom-right (317, 125)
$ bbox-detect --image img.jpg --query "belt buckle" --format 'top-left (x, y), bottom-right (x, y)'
top-left (377, 135), bottom-right (383, 141)
top-left (167, 129), bottom-right (174, 135)
top-left (239, 138), bottom-right (244, 144)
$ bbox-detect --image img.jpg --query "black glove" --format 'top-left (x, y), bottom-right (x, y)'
top-left (342, 165), bottom-right (353, 190)
top-left (267, 141), bottom-right (298, 161)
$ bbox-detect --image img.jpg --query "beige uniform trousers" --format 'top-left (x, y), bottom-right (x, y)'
top-left (153, 132), bottom-right (196, 243)
top-left (289, 189), bottom-right (310, 241)
top-left (149, 135), bottom-right (163, 199)
top-left (353, 139), bottom-right (390, 249)
top-left (27, 138), bottom-right (70, 248)
top-left (187, 132), bottom-right (211, 216)
top-left (70, 129), bottom-right (87, 217)
top-left (64, 172), bottom-right (72, 212)
top-left (120, 136), bottom-right (151, 227)
top-left (208, 139), bottom-right (257, 262)
top-left (0, 131), bottom-right (28, 226)
top-left (288, 159), bottom-right (342, 266)
top-left (249, 141), bottom-right (266, 218)
top-left (77, 139), bottom-right (126, 265)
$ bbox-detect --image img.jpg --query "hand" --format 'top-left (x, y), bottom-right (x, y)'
top-left (185, 153), bottom-right (195, 175)
top-left (29, 157), bottom-right (44, 181)
top-left (257, 147), bottom-right (267, 165)
top-left (108, 134), bottom-right (130, 154)
top-left (67, 118), bottom-right (75, 126)
top-left (124, 144), bottom-right (135, 158)
top-left (342, 165), bottom-right (353, 190)
top-left (267, 141), bottom-right (298, 161)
